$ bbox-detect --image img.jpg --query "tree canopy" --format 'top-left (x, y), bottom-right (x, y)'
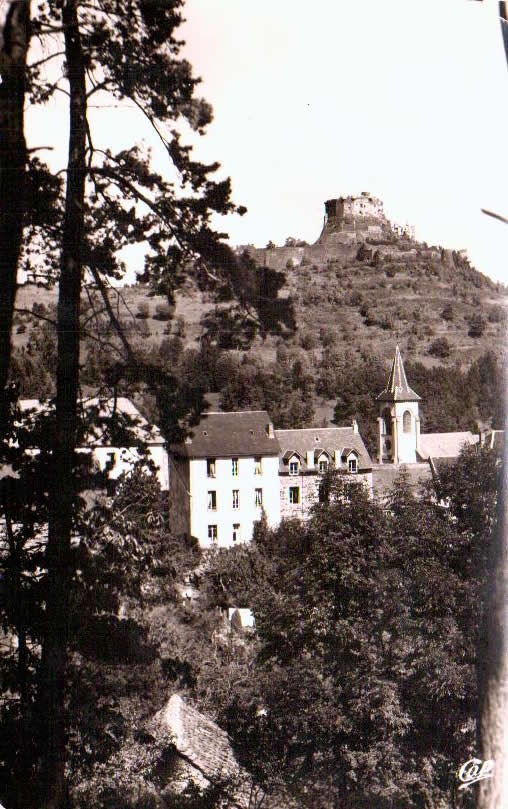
top-left (203, 447), bottom-right (501, 808)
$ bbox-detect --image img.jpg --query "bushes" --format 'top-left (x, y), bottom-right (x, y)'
top-left (468, 314), bottom-right (487, 338)
top-left (299, 331), bottom-right (318, 350)
top-left (441, 304), bottom-right (454, 321)
top-left (152, 303), bottom-right (174, 321)
top-left (136, 302), bottom-right (150, 319)
top-left (428, 337), bottom-right (451, 358)
top-left (488, 304), bottom-right (506, 324)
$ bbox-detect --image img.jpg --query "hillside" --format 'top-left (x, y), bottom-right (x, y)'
top-left (244, 237), bottom-right (506, 366)
top-left (11, 231), bottom-right (506, 451)
top-left (14, 235), bottom-right (506, 366)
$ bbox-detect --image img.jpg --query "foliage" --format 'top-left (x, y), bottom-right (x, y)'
top-left (428, 336), bottom-right (451, 358)
top-left (468, 314), bottom-right (487, 338)
top-left (204, 448), bottom-right (500, 807)
top-left (441, 303), bottom-right (454, 321)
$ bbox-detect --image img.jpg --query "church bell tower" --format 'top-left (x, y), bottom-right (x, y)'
top-left (376, 346), bottom-right (421, 464)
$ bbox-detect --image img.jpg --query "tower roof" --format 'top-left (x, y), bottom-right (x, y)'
top-left (376, 346), bottom-right (421, 403)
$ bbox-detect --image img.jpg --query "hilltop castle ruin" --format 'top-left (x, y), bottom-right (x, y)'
top-left (317, 192), bottom-right (391, 244)
top-left (238, 193), bottom-right (417, 271)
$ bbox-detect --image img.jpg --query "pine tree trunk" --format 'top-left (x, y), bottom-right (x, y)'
top-left (0, 1), bottom-right (30, 406)
top-left (476, 434), bottom-right (508, 809)
top-left (39, 2), bottom-right (86, 806)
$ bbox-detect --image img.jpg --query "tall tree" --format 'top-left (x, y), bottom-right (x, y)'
top-left (1, 3), bottom-right (294, 807)
top-left (0, 1), bottom-right (31, 402)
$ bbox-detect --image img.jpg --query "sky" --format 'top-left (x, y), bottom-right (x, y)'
top-left (177, 0), bottom-right (508, 284)
top-left (25, 0), bottom-right (508, 285)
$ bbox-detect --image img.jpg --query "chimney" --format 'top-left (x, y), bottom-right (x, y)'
top-left (334, 449), bottom-right (341, 468)
top-left (306, 450), bottom-right (314, 469)
top-left (266, 422), bottom-right (275, 438)
top-left (352, 418), bottom-right (358, 434)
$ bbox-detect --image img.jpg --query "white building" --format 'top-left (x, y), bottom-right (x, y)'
top-left (18, 396), bottom-right (169, 490)
top-left (169, 411), bottom-right (280, 548)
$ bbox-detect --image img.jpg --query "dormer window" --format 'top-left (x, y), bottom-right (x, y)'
top-left (318, 458), bottom-right (328, 474)
top-left (289, 459), bottom-right (300, 475)
top-left (348, 458), bottom-right (358, 474)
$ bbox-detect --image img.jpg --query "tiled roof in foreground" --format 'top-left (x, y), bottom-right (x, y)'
top-left (151, 694), bottom-right (240, 785)
top-left (149, 694), bottom-right (296, 808)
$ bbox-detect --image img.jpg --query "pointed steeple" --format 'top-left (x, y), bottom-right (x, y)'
top-left (376, 345), bottom-right (421, 402)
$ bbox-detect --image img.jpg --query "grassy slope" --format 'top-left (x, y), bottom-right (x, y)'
top-left (13, 236), bottom-right (506, 379)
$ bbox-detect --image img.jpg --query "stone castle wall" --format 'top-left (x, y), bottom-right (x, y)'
top-left (240, 243), bottom-right (357, 272)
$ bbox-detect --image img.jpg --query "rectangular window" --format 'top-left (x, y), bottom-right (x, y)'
top-left (289, 461), bottom-right (299, 475)
top-left (232, 523), bottom-right (240, 542)
top-left (232, 458), bottom-right (238, 476)
top-left (255, 488), bottom-right (263, 507)
top-left (289, 486), bottom-right (300, 504)
top-left (254, 457), bottom-right (262, 475)
top-left (318, 460), bottom-right (328, 473)
top-left (348, 458), bottom-right (357, 474)
top-left (232, 489), bottom-right (239, 509)
top-left (207, 490), bottom-right (217, 510)
top-left (208, 525), bottom-right (218, 543)
top-left (207, 458), bottom-right (216, 478)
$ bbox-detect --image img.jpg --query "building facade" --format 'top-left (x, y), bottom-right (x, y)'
top-left (169, 413), bottom-right (373, 547)
top-left (276, 425), bottom-right (372, 520)
top-left (169, 411), bottom-right (281, 548)
top-left (168, 347), bottom-right (496, 544)
top-left (18, 397), bottom-right (169, 490)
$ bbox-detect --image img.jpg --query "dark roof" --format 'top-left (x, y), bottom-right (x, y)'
top-left (371, 462), bottom-right (433, 501)
top-left (275, 426), bottom-right (372, 472)
top-left (171, 411), bottom-right (280, 459)
top-left (376, 346), bottom-right (421, 403)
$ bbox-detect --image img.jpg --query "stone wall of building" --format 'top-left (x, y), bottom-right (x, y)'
top-left (279, 471), bottom-right (373, 520)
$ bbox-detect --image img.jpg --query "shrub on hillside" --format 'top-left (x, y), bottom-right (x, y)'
top-left (153, 303), bottom-right (174, 321)
top-left (468, 314), bottom-right (487, 338)
top-left (299, 331), bottom-right (318, 350)
top-left (441, 304), bottom-right (454, 321)
top-left (346, 290), bottom-right (363, 307)
top-left (428, 337), bottom-right (451, 359)
top-left (356, 243), bottom-right (371, 262)
top-left (136, 302), bottom-right (150, 319)
top-left (319, 327), bottom-right (337, 348)
top-left (488, 304), bottom-right (506, 324)
top-left (174, 315), bottom-right (186, 337)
